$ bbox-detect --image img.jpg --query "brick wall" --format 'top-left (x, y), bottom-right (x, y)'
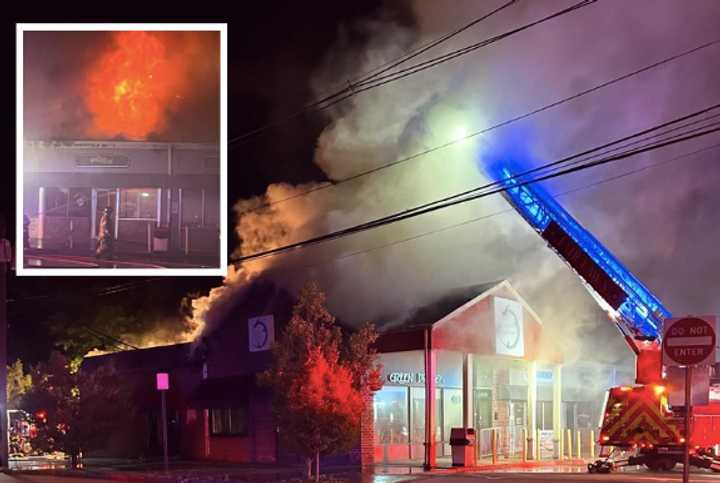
top-left (359, 392), bottom-right (375, 469)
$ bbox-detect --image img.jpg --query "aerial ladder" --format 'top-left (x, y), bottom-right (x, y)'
top-left (492, 166), bottom-right (720, 472)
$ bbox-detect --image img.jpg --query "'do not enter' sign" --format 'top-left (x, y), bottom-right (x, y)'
top-left (663, 316), bottom-right (717, 367)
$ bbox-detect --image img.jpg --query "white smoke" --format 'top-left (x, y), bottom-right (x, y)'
top-left (197, 0), bottom-right (720, 365)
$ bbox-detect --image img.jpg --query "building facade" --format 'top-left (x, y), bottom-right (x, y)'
top-left (84, 280), bottom-right (632, 466)
top-left (23, 140), bottom-right (220, 259)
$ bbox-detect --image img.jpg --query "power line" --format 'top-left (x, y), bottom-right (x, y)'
top-left (234, 108), bottom-right (720, 263)
top-left (235, 38), bottom-right (720, 215)
top-left (229, 0), bottom-right (595, 146)
top-left (261, 142), bottom-right (720, 275)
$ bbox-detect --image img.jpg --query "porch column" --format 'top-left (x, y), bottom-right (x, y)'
top-left (552, 364), bottom-right (563, 458)
top-left (463, 353), bottom-right (473, 428)
top-left (424, 328), bottom-right (436, 470)
top-left (527, 361), bottom-right (537, 459)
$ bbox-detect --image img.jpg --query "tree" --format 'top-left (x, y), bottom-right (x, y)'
top-left (7, 359), bottom-right (32, 409)
top-left (260, 282), bottom-right (382, 481)
top-left (20, 352), bottom-right (131, 468)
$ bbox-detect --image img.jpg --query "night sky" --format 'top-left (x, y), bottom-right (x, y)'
top-left (4, 1), bottom-right (720, 366)
top-left (5, 2), bottom-right (403, 363)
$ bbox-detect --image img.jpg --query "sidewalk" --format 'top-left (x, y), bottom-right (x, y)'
top-left (9, 457), bottom-right (590, 482)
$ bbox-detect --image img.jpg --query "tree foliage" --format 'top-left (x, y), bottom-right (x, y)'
top-left (20, 352), bottom-right (131, 467)
top-left (260, 282), bottom-right (382, 479)
top-left (7, 359), bottom-right (32, 409)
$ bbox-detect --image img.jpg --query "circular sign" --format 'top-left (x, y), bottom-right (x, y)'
top-left (663, 317), bottom-right (716, 366)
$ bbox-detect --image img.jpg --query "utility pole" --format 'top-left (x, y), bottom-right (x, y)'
top-left (0, 217), bottom-right (10, 471)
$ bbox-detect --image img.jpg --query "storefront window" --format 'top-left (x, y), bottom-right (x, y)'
top-left (119, 188), bottom-right (158, 219)
top-left (210, 407), bottom-right (248, 436)
top-left (68, 188), bottom-right (91, 217)
top-left (443, 389), bottom-right (463, 444)
top-left (536, 401), bottom-right (553, 430)
top-left (181, 189), bottom-right (204, 226)
top-left (374, 386), bottom-right (408, 444)
top-left (44, 188), bottom-right (69, 217)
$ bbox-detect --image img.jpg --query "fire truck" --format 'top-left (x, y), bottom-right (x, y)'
top-left (493, 167), bottom-right (720, 472)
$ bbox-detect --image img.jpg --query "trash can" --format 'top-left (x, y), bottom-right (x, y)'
top-left (450, 427), bottom-right (477, 467)
top-left (153, 226), bottom-right (170, 252)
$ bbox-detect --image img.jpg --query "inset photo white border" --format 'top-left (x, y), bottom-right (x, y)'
top-left (16, 23), bottom-right (228, 276)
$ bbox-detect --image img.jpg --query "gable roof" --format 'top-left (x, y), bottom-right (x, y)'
top-left (381, 279), bottom-right (544, 333)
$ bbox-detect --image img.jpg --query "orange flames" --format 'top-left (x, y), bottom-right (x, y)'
top-left (85, 31), bottom-right (187, 140)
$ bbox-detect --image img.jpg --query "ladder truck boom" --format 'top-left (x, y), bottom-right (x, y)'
top-left (491, 166), bottom-right (720, 473)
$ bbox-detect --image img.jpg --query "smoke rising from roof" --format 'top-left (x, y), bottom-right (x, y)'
top-left (195, 0), bottom-right (720, 366)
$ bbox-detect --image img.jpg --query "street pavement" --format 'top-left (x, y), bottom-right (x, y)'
top-left (0, 477), bottom-right (113, 483)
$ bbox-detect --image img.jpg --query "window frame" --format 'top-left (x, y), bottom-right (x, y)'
top-left (209, 406), bottom-right (249, 437)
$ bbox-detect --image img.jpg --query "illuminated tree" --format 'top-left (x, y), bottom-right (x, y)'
top-left (260, 282), bottom-right (382, 481)
top-left (20, 352), bottom-right (131, 468)
top-left (7, 359), bottom-right (32, 409)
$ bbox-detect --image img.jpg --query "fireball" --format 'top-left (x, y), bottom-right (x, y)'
top-left (85, 31), bottom-right (186, 140)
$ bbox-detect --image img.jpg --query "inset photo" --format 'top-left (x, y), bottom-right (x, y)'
top-left (16, 24), bottom-right (227, 276)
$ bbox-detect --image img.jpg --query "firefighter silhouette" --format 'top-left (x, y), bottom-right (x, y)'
top-left (95, 207), bottom-right (114, 258)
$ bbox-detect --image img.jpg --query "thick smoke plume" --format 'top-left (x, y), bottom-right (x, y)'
top-left (23, 30), bottom-right (219, 142)
top-left (195, 0), bottom-right (720, 366)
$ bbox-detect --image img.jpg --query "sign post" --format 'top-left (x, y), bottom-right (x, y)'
top-left (663, 316), bottom-right (717, 483)
top-left (156, 373), bottom-right (170, 472)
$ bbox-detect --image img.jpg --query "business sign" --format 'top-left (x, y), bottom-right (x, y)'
top-left (156, 372), bottom-right (169, 391)
top-left (536, 369), bottom-right (554, 384)
top-left (494, 297), bottom-right (524, 357)
top-left (248, 315), bottom-right (274, 352)
top-left (76, 154), bottom-right (130, 168)
top-left (538, 430), bottom-right (555, 459)
top-left (386, 372), bottom-right (445, 386)
top-left (663, 316), bottom-right (717, 367)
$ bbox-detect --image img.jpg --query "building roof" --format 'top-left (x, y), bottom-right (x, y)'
top-left (395, 281), bottom-right (504, 330)
top-left (82, 342), bottom-right (194, 373)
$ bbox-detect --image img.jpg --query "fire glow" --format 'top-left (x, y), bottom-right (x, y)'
top-left (85, 31), bottom-right (187, 140)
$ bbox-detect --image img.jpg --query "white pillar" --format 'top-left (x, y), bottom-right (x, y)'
top-left (527, 361), bottom-right (537, 459)
top-left (463, 353), bottom-right (474, 428)
top-left (37, 187), bottom-right (46, 249)
top-left (553, 365), bottom-right (563, 459)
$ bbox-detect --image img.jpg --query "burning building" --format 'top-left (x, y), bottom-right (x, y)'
top-left (84, 279), bottom-right (632, 467)
top-left (20, 28), bottom-right (223, 268)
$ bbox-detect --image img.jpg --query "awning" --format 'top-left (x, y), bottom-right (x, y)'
top-left (189, 374), bottom-right (255, 408)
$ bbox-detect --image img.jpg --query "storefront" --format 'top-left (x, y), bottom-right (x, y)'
top-left (23, 140), bottom-right (220, 258)
top-left (372, 280), bottom-right (563, 466)
top-left (84, 279), bottom-right (629, 468)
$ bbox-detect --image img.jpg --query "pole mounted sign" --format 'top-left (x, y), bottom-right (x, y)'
top-left (663, 316), bottom-right (717, 367)
top-left (662, 315), bottom-right (717, 483)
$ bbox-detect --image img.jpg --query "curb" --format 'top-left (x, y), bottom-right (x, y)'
top-left (428, 459), bottom-right (588, 473)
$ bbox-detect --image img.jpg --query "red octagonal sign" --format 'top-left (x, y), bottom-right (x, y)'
top-left (663, 317), bottom-right (717, 366)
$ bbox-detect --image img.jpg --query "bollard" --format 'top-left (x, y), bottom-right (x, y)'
top-left (590, 430), bottom-right (595, 459)
top-left (559, 428), bottom-right (564, 460)
top-left (184, 226), bottom-right (190, 256)
top-left (522, 427), bottom-right (528, 462)
top-left (491, 428), bottom-right (497, 464)
top-left (577, 430), bottom-right (582, 460)
top-left (566, 429), bottom-right (573, 460)
top-left (536, 428), bottom-right (540, 461)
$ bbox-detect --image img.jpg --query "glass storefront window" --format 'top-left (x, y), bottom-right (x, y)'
top-left (181, 189), bottom-right (204, 226)
top-left (68, 188), bottom-right (91, 217)
top-left (119, 188), bottom-right (158, 220)
top-left (443, 389), bottom-right (463, 444)
top-left (44, 188), bottom-right (69, 217)
top-left (374, 386), bottom-right (408, 444)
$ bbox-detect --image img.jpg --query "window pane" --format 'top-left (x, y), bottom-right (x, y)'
top-left (68, 188), bottom-right (91, 217)
top-left (119, 189), bottom-right (157, 219)
top-left (44, 188), bottom-right (69, 217)
top-left (374, 386), bottom-right (408, 444)
top-left (181, 189), bottom-right (203, 226)
top-left (229, 408), bottom-right (246, 435)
